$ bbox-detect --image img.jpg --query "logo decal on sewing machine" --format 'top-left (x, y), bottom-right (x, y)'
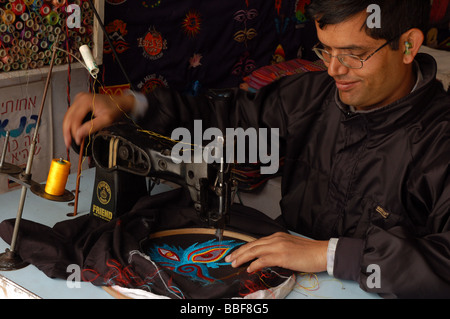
top-left (97, 181), bottom-right (111, 205)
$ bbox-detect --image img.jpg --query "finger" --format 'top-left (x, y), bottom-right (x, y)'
top-left (63, 110), bottom-right (85, 148)
top-left (246, 255), bottom-right (277, 273)
top-left (226, 239), bottom-right (265, 264)
top-left (234, 245), bottom-right (280, 273)
top-left (231, 242), bottom-right (277, 270)
top-left (226, 233), bottom-right (285, 263)
top-left (63, 93), bottom-right (93, 147)
top-left (74, 114), bottom-right (111, 145)
top-left (63, 121), bottom-right (73, 149)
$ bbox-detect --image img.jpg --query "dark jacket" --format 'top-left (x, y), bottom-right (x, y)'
top-left (138, 53), bottom-right (450, 298)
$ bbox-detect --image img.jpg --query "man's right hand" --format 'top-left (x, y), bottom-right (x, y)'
top-left (62, 92), bottom-right (135, 148)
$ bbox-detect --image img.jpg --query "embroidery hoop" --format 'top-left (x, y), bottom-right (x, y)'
top-left (103, 228), bottom-right (295, 299)
top-left (149, 227), bottom-right (256, 242)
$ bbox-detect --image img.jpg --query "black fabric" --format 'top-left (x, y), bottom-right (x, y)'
top-left (0, 187), bottom-right (293, 299)
top-left (135, 53), bottom-right (450, 298)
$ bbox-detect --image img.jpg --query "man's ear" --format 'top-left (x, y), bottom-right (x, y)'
top-left (401, 28), bottom-right (424, 64)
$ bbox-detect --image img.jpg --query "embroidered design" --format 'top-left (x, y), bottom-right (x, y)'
top-left (233, 9), bottom-right (259, 23)
top-left (142, 0), bottom-right (161, 8)
top-left (233, 28), bottom-right (258, 44)
top-left (182, 10), bottom-right (202, 38)
top-left (138, 27), bottom-right (168, 60)
top-left (294, 0), bottom-right (311, 23)
top-left (275, 0), bottom-right (282, 15)
top-left (104, 20), bottom-right (130, 59)
top-left (189, 53), bottom-right (203, 68)
top-left (275, 17), bottom-right (290, 35)
top-left (148, 239), bottom-right (243, 284)
top-left (272, 44), bottom-right (286, 64)
top-left (233, 9), bottom-right (258, 47)
top-left (137, 74), bottom-right (169, 94)
top-left (232, 51), bottom-right (256, 77)
top-left (98, 84), bottom-right (131, 96)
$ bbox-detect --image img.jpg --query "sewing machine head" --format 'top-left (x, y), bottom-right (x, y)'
top-left (89, 123), bottom-right (236, 234)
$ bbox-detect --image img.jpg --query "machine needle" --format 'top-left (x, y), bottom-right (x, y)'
top-left (215, 228), bottom-right (224, 242)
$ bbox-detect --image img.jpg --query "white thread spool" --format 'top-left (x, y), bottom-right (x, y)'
top-left (79, 44), bottom-right (99, 78)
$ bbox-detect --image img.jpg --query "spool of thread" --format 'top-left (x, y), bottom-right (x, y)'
top-left (45, 11), bottom-right (59, 25)
top-left (45, 158), bottom-right (71, 196)
top-left (11, 0), bottom-right (25, 16)
top-left (40, 4), bottom-right (51, 16)
top-left (52, 0), bottom-right (66, 7)
top-left (20, 12), bottom-right (29, 21)
top-left (79, 44), bottom-right (99, 77)
top-left (2, 10), bottom-right (16, 25)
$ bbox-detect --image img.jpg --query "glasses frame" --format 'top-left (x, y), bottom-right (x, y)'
top-left (312, 39), bottom-right (394, 69)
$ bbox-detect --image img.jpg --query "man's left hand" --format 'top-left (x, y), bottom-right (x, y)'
top-left (225, 232), bottom-right (329, 273)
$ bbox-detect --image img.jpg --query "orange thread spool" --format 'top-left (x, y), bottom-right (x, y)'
top-left (45, 158), bottom-right (71, 196)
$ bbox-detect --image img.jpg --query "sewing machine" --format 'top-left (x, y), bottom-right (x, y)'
top-left (88, 123), bottom-right (237, 240)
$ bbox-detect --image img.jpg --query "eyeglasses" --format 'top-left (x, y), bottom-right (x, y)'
top-left (312, 40), bottom-right (393, 69)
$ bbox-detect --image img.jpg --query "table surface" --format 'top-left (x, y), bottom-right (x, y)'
top-left (0, 168), bottom-right (380, 299)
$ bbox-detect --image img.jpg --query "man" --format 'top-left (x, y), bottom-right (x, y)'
top-left (63, 0), bottom-right (450, 298)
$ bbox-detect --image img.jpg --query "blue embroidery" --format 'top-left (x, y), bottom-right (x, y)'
top-left (148, 239), bottom-right (243, 284)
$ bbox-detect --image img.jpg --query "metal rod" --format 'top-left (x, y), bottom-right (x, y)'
top-left (23, 36), bottom-right (60, 177)
top-left (0, 131), bottom-right (10, 168)
top-left (70, 138), bottom-right (85, 217)
top-left (9, 36), bottom-right (60, 253)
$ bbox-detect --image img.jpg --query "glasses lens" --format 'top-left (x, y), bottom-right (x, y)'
top-left (339, 55), bottom-right (363, 69)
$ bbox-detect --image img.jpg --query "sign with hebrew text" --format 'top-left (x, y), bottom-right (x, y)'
top-left (0, 80), bottom-right (53, 194)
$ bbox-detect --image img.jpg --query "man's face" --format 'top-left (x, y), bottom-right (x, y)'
top-left (315, 12), bottom-right (411, 111)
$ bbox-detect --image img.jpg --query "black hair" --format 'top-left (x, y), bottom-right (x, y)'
top-left (306, 0), bottom-right (431, 50)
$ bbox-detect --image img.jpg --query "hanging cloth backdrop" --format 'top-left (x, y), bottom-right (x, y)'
top-left (101, 0), bottom-right (318, 94)
top-left (0, 187), bottom-right (295, 299)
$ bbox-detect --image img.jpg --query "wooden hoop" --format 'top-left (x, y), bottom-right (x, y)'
top-left (149, 228), bottom-right (256, 242)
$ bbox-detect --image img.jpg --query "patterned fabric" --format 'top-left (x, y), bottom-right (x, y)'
top-left (242, 58), bottom-right (326, 91)
top-left (101, 0), bottom-right (318, 94)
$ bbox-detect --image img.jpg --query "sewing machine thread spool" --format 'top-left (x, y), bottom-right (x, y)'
top-left (79, 44), bottom-right (99, 77)
top-left (45, 158), bottom-right (71, 196)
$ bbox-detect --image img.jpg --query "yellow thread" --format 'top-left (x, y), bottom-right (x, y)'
top-left (45, 158), bottom-right (71, 196)
top-left (296, 272), bottom-right (320, 291)
top-left (293, 272), bottom-right (345, 298)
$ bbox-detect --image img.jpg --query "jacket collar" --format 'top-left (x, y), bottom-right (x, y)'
top-left (334, 53), bottom-right (439, 131)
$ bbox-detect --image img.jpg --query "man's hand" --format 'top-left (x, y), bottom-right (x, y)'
top-left (225, 232), bottom-right (329, 273)
top-left (62, 92), bottom-right (135, 148)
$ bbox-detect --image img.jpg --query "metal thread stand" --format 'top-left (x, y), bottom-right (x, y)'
top-left (0, 35), bottom-right (72, 271)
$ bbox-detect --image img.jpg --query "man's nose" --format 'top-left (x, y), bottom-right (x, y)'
top-left (327, 57), bottom-right (349, 78)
